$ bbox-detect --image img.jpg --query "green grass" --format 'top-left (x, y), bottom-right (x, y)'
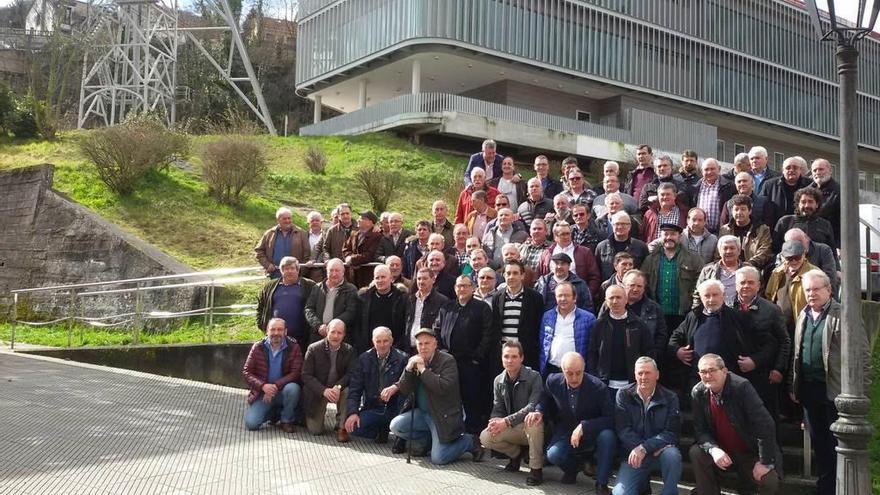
top-left (0, 319), bottom-right (262, 347)
top-left (0, 132), bottom-right (463, 269)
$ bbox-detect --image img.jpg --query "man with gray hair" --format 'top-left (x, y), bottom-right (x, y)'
top-left (747, 145), bottom-right (780, 193)
top-left (694, 158), bottom-right (734, 234)
top-left (255, 206), bottom-right (311, 278)
top-left (355, 264), bottom-right (405, 354)
top-left (690, 354), bottom-right (780, 495)
top-left (612, 356), bottom-right (682, 495)
top-left (669, 280), bottom-right (774, 387)
top-left (483, 208), bottom-right (528, 267)
top-left (594, 211), bottom-right (648, 281)
top-left (777, 227), bottom-right (839, 296)
top-left (637, 154), bottom-right (686, 213)
top-left (304, 211), bottom-right (325, 281)
top-left (465, 138), bottom-right (505, 186)
top-left (256, 256), bottom-right (316, 342)
top-left (719, 194), bottom-right (773, 271)
top-left (759, 156), bottom-right (811, 228)
top-left (319, 202), bottom-right (356, 261)
top-left (693, 235), bottom-right (743, 308)
top-left (808, 158), bottom-right (840, 249)
top-left (304, 258), bottom-right (359, 344)
top-left (790, 269), bottom-right (868, 495)
top-left (592, 175), bottom-right (637, 217)
top-left (517, 177), bottom-right (554, 227)
top-left (302, 318), bottom-right (357, 440)
top-left (343, 326), bottom-right (408, 444)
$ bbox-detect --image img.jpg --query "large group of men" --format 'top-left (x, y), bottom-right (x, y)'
top-left (243, 139), bottom-right (867, 495)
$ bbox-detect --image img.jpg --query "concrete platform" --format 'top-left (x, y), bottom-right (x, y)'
top-left (0, 352), bottom-right (620, 495)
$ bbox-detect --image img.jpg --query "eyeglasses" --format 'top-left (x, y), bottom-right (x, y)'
top-left (784, 255), bottom-right (803, 262)
top-left (568, 177), bottom-right (583, 182)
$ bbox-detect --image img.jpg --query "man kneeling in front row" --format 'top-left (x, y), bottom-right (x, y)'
top-left (479, 341), bottom-right (545, 485)
top-left (242, 317), bottom-right (303, 432)
top-left (389, 328), bottom-right (485, 465)
top-left (344, 326), bottom-right (408, 444)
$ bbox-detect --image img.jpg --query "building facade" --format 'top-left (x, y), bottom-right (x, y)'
top-left (295, 0), bottom-right (880, 196)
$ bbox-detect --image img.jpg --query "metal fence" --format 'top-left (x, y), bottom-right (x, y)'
top-left (7, 266), bottom-right (267, 349)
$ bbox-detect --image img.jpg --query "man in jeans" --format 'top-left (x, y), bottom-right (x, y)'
top-left (242, 318), bottom-right (303, 432)
top-left (389, 328), bottom-right (485, 465)
top-left (612, 356), bottom-right (681, 495)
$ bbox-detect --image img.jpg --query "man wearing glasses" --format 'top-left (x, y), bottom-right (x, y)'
top-left (689, 354), bottom-right (780, 495)
top-left (764, 241), bottom-right (818, 330)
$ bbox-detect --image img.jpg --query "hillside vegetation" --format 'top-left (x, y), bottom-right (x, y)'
top-left (0, 132), bottom-right (464, 269)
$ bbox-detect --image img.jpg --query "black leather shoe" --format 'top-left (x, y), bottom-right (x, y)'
top-left (375, 430), bottom-right (389, 444)
top-left (391, 437), bottom-right (406, 454)
top-left (470, 437), bottom-right (486, 462)
top-left (503, 455), bottom-right (521, 472)
top-left (525, 468), bottom-right (543, 486)
top-left (560, 471), bottom-right (577, 484)
top-left (595, 483), bottom-right (611, 495)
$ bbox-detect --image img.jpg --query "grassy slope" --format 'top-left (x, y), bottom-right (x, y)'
top-left (0, 132), bottom-right (462, 269)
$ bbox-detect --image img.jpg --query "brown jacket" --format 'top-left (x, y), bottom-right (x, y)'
top-left (242, 337), bottom-right (304, 404)
top-left (718, 222), bottom-right (773, 271)
top-left (342, 229), bottom-right (383, 287)
top-left (319, 223), bottom-right (355, 261)
top-left (301, 339), bottom-right (357, 417)
top-left (254, 225), bottom-right (311, 272)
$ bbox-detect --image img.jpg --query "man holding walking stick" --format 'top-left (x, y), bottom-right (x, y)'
top-left (388, 328), bottom-right (485, 465)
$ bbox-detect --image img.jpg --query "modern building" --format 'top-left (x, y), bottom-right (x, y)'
top-left (295, 0), bottom-right (880, 197)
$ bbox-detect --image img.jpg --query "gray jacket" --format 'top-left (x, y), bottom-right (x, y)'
top-left (397, 350), bottom-right (464, 443)
top-left (681, 229), bottom-right (718, 265)
top-left (790, 300), bottom-right (870, 401)
top-left (490, 366), bottom-right (543, 427)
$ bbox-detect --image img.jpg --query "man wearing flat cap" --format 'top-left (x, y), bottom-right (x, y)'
top-left (642, 223), bottom-right (703, 331)
top-left (389, 328), bottom-right (486, 464)
top-left (765, 240), bottom-right (818, 330)
top-left (343, 211), bottom-right (383, 287)
top-left (534, 252), bottom-right (593, 312)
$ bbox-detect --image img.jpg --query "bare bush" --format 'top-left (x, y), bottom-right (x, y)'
top-left (201, 136), bottom-right (267, 205)
top-left (78, 115), bottom-right (190, 195)
top-left (353, 161), bottom-right (401, 213)
top-left (303, 145), bottom-right (327, 174)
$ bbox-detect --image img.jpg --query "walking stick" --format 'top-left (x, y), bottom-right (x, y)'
top-left (406, 389), bottom-right (415, 464)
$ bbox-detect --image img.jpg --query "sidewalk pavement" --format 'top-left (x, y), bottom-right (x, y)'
top-left (0, 351), bottom-right (611, 495)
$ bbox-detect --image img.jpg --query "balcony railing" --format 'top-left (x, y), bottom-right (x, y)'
top-left (300, 92), bottom-right (717, 159)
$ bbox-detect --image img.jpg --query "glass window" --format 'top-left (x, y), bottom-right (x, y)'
top-left (734, 143), bottom-right (745, 156)
top-left (576, 110), bottom-right (591, 122)
top-left (774, 152), bottom-right (784, 169)
top-left (859, 172), bottom-right (868, 191)
top-left (874, 175), bottom-right (880, 193)
top-left (716, 140), bottom-right (725, 162)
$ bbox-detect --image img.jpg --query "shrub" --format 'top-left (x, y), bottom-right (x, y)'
top-left (78, 114), bottom-right (190, 195)
top-left (200, 136), bottom-right (267, 205)
top-left (9, 98), bottom-right (40, 139)
top-left (353, 160), bottom-right (401, 213)
top-left (303, 145), bottom-right (327, 174)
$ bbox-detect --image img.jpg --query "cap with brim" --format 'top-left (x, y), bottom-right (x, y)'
top-left (360, 211), bottom-right (379, 223)
top-left (550, 252), bottom-right (572, 264)
top-left (413, 327), bottom-right (436, 339)
top-left (659, 223), bottom-right (683, 233)
top-left (781, 240), bottom-right (806, 257)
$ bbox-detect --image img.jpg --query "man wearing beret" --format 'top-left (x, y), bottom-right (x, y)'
top-left (343, 210), bottom-right (383, 287)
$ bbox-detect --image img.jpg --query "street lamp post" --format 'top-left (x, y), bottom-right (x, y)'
top-left (804, 2), bottom-right (878, 494)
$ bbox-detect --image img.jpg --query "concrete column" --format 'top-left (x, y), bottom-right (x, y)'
top-left (313, 94), bottom-right (322, 123)
top-left (412, 59), bottom-right (421, 94)
top-left (358, 79), bottom-right (367, 109)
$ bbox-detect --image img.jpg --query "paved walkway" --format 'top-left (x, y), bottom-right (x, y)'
top-left (0, 352), bottom-right (614, 495)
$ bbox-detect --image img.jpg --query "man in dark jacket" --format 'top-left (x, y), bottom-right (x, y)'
top-left (622, 270), bottom-right (668, 354)
top-left (301, 319), bottom-right (357, 440)
top-left (492, 261), bottom-right (544, 370)
top-left (434, 275), bottom-right (495, 434)
top-left (255, 256), bottom-right (316, 341)
top-left (318, 203), bottom-right (356, 261)
top-left (669, 280), bottom-right (776, 389)
top-left (641, 224), bottom-right (703, 330)
top-left (734, 266), bottom-right (790, 421)
top-left (389, 328), bottom-right (485, 464)
top-left (588, 285), bottom-right (654, 401)
top-left (534, 155), bottom-right (564, 199)
top-left (758, 156), bottom-right (810, 228)
top-left (613, 356), bottom-right (681, 495)
top-left (772, 187), bottom-right (836, 252)
top-left (355, 265), bottom-right (404, 354)
top-left (464, 139), bottom-right (504, 187)
top-left (242, 318), bottom-right (303, 432)
top-left (637, 155), bottom-right (686, 213)
top-left (529, 352), bottom-right (616, 493)
top-left (303, 258), bottom-right (359, 345)
top-left (534, 253), bottom-right (593, 312)
top-left (397, 267), bottom-right (449, 354)
top-left (479, 341), bottom-right (545, 485)
top-left (809, 158), bottom-right (840, 249)
top-left (343, 326), bottom-right (408, 443)
top-left (342, 210), bottom-right (383, 287)
top-left (402, 221), bottom-right (431, 278)
top-left (690, 354), bottom-right (780, 495)
top-left (537, 221), bottom-right (602, 299)
top-left (594, 212), bottom-right (649, 280)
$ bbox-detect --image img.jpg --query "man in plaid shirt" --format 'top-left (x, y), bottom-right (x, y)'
top-left (519, 219), bottom-right (551, 272)
top-left (694, 158), bottom-right (734, 235)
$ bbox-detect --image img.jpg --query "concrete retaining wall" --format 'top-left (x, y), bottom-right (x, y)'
top-left (0, 164), bottom-right (201, 323)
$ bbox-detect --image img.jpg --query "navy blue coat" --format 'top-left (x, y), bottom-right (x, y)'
top-left (464, 152), bottom-right (505, 186)
top-left (614, 383), bottom-right (680, 454)
top-left (537, 371), bottom-right (614, 442)
top-left (346, 347), bottom-right (408, 417)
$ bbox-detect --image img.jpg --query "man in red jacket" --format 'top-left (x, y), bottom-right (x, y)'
top-left (242, 318), bottom-right (304, 432)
